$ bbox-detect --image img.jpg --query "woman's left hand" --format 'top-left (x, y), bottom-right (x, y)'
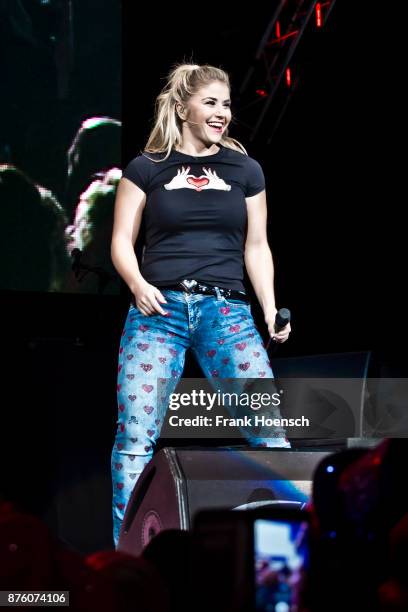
top-left (264, 308), bottom-right (291, 344)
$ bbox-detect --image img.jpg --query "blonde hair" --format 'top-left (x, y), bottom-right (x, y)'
top-left (144, 63), bottom-right (246, 160)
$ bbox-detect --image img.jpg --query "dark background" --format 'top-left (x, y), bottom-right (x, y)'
top-left (1, 1), bottom-right (403, 554)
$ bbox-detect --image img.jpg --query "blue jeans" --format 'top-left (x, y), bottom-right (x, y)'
top-left (111, 289), bottom-right (290, 545)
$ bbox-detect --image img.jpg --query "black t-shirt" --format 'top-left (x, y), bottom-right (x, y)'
top-left (122, 145), bottom-right (265, 291)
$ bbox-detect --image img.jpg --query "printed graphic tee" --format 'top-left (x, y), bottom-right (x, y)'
top-left (122, 145), bottom-right (265, 291)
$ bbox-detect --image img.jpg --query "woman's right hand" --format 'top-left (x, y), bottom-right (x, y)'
top-left (133, 279), bottom-right (168, 316)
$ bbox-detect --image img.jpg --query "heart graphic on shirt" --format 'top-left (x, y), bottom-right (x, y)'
top-left (144, 405), bottom-right (154, 414)
top-left (142, 384), bottom-right (154, 393)
top-left (187, 177), bottom-right (209, 191)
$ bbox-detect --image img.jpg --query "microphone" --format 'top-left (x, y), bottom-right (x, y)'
top-left (71, 248), bottom-right (83, 278)
top-left (185, 119), bottom-right (225, 128)
top-left (185, 119), bottom-right (206, 126)
top-left (265, 308), bottom-right (291, 351)
top-left (275, 308), bottom-right (291, 332)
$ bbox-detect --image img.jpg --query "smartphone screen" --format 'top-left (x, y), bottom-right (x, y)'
top-left (254, 515), bottom-right (309, 612)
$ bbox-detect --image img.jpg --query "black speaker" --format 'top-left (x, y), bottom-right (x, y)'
top-left (273, 351), bottom-right (372, 445)
top-left (118, 447), bottom-right (329, 555)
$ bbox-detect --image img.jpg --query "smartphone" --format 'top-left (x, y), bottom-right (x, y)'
top-left (253, 508), bottom-right (310, 612)
top-left (192, 506), bottom-right (310, 612)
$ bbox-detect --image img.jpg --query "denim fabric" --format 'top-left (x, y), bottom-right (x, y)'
top-left (111, 289), bottom-right (290, 545)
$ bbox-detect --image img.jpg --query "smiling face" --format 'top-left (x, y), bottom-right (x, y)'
top-left (179, 80), bottom-right (232, 150)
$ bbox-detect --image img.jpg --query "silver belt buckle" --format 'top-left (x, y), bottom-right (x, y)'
top-left (179, 279), bottom-right (198, 293)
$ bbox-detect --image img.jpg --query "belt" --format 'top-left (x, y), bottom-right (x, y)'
top-left (160, 279), bottom-right (250, 303)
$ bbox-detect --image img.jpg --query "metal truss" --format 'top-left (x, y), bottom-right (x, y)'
top-left (236, 0), bottom-right (337, 144)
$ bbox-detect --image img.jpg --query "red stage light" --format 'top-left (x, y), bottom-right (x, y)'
top-left (316, 3), bottom-right (322, 27)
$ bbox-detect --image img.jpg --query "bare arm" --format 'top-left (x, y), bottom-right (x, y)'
top-left (111, 177), bottom-right (167, 316)
top-left (244, 190), bottom-right (291, 342)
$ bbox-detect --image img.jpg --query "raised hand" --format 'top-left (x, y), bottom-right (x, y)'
top-left (200, 167), bottom-right (231, 191)
top-left (164, 166), bottom-right (196, 190)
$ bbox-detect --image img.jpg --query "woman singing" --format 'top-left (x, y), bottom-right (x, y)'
top-left (111, 63), bottom-right (291, 545)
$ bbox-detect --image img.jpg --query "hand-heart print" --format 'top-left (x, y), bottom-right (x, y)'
top-left (187, 176), bottom-right (209, 190)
